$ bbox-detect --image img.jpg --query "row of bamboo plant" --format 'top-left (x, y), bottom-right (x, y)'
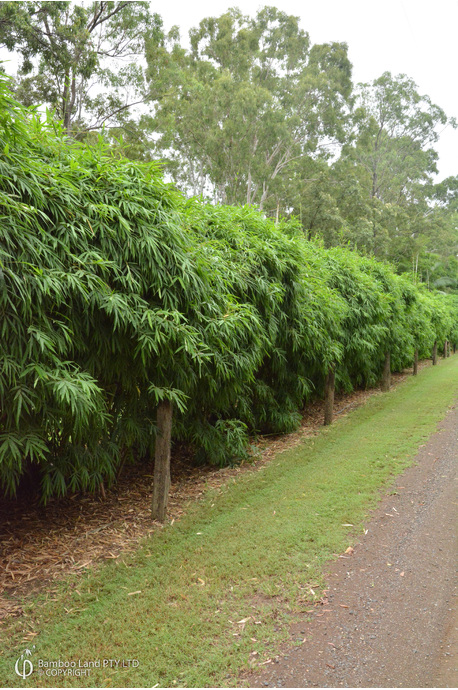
top-left (0, 74), bottom-right (456, 508)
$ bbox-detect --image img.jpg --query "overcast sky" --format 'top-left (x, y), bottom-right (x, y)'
top-left (160, 0), bottom-right (458, 181)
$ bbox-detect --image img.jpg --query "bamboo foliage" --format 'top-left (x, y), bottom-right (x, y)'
top-left (0, 75), bottom-right (456, 501)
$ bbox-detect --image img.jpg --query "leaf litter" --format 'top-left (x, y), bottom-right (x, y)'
top-left (0, 367), bottom-right (424, 620)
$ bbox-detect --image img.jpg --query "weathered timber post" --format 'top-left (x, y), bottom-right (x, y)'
top-left (413, 348), bottom-right (418, 376)
top-left (432, 340), bottom-right (438, 365)
top-left (324, 365), bottom-right (336, 426)
top-left (152, 400), bottom-right (173, 522)
top-left (381, 351), bottom-right (391, 392)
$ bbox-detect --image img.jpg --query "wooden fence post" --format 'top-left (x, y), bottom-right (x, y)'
top-left (381, 351), bottom-right (391, 392)
top-left (152, 400), bottom-right (173, 522)
top-left (324, 365), bottom-right (335, 426)
top-left (413, 348), bottom-right (418, 376)
top-left (432, 340), bottom-right (437, 365)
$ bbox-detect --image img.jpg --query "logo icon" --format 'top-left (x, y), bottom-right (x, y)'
top-left (15, 647), bottom-right (34, 679)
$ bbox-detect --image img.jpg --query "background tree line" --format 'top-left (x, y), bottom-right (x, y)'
top-left (0, 1), bottom-right (456, 290)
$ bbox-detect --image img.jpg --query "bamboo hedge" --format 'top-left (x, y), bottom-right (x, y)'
top-left (0, 75), bottom-right (456, 502)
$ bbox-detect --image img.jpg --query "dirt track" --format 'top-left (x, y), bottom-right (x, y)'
top-left (246, 402), bottom-right (458, 688)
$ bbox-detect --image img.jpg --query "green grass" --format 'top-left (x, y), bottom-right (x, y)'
top-left (1, 358), bottom-right (457, 688)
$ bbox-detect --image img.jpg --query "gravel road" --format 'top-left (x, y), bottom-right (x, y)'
top-left (247, 402), bottom-right (458, 688)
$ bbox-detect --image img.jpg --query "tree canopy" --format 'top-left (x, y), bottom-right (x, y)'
top-left (0, 1), bottom-right (162, 133)
top-left (149, 6), bottom-right (352, 212)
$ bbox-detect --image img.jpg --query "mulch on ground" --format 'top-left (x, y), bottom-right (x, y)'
top-left (0, 364), bottom-right (427, 621)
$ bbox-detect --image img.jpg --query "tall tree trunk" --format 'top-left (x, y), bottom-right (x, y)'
top-left (443, 340), bottom-right (448, 358)
top-left (413, 348), bottom-right (418, 376)
top-left (432, 340), bottom-right (437, 365)
top-left (62, 72), bottom-right (70, 130)
top-left (62, 70), bottom-right (77, 134)
top-left (259, 182), bottom-right (269, 210)
top-left (246, 169), bottom-right (252, 205)
top-left (381, 351), bottom-right (391, 392)
top-left (152, 400), bottom-right (173, 522)
top-left (324, 365), bottom-right (335, 426)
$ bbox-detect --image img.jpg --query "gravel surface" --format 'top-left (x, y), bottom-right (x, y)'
top-left (246, 402), bottom-right (458, 688)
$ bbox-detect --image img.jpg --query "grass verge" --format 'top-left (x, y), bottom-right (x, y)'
top-left (1, 357), bottom-right (457, 688)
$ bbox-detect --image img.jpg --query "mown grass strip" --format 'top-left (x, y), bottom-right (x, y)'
top-left (1, 357), bottom-right (457, 688)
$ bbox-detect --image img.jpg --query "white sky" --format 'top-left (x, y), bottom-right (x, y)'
top-left (160, 0), bottom-right (458, 181)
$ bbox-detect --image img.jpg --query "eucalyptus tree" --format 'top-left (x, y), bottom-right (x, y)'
top-left (347, 72), bottom-right (453, 205)
top-left (0, 1), bottom-right (162, 134)
top-left (149, 6), bottom-right (352, 213)
top-left (433, 175), bottom-right (458, 213)
top-left (294, 73), bottom-right (454, 262)
top-left (422, 176), bottom-right (458, 288)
